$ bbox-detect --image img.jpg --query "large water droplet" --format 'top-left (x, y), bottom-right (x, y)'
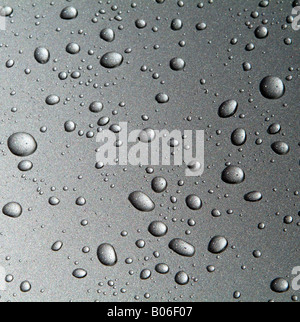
top-left (169, 238), bottom-right (195, 257)
top-left (128, 191), bottom-right (155, 212)
top-left (186, 195), bottom-right (202, 210)
top-left (2, 202), bottom-right (22, 218)
top-left (260, 76), bottom-right (285, 99)
top-left (51, 241), bottom-right (63, 252)
top-left (100, 52), bottom-right (123, 69)
top-left (271, 278), bottom-right (289, 293)
top-left (148, 221), bottom-right (168, 237)
top-left (34, 47), bottom-right (50, 64)
top-left (244, 191), bottom-right (263, 202)
top-left (100, 28), bottom-right (115, 42)
top-left (60, 6), bottom-right (78, 20)
top-left (8, 132), bottom-right (37, 157)
top-left (231, 128), bottom-right (247, 146)
top-left (222, 166), bottom-right (245, 184)
top-left (218, 100), bottom-right (238, 118)
top-left (175, 271), bottom-right (189, 285)
top-left (97, 243), bottom-right (118, 266)
top-left (208, 236), bottom-right (228, 254)
top-left (72, 269), bottom-right (87, 279)
top-left (271, 141), bottom-right (290, 155)
top-left (151, 177), bottom-right (168, 193)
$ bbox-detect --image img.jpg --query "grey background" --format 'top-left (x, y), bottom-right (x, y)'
top-left (0, 0), bottom-right (299, 302)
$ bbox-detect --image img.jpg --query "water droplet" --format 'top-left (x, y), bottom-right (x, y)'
top-left (260, 76), bottom-right (285, 99)
top-left (34, 47), bottom-right (50, 64)
top-left (222, 166), bottom-right (245, 184)
top-left (51, 241), bottom-right (63, 252)
top-left (170, 57), bottom-right (186, 71)
top-left (218, 100), bottom-right (238, 118)
top-left (171, 18), bottom-right (183, 30)
top-left (2, 202), bottom-right (22, 218)
top-left (186, 195), bottom-right (202, 210)
top-left (208, 236), bottom-right (228, 254)
top-left (64, 121), bottom-right (76, 133)
top-left (155, 263), bottom-right (169, 274)
top-left (175, 271), bottom-right (189, 285)
top-left (18, 160), bottom-right (33, 172)
top-left (255, 26), bottom-right (269, 39)
top-left (148, 221), bottom-right (168, 237)
top-left (231, 128), bottom-right (247, 146)
top-left (139, 128), bottom-right (156, 143)
top-left (271, 278), bottom-right (289, 293)
top-left (72, 269), bottom-right (87, 279)
top-left (100, 28), bottom-right (115, 42)
top-left (60, 6), bottom-right (78, 20)
top-left (46, 95), bottom-right (60, 105)
top-left (271, 141), bottom-right (290, 155)
top-left (268, 123), bottom-right (281, 135)
top-left (155, 93), bottom-right (169, 104)
top-left (140, 269), bottom-right (152, 280)
top-left (169, 238), bottom-right (195, 257)
top-left (100, 52), bottom-right (123, 69)
top-left (97, 243), bottom-right (118, 266)
top-left (89, 102), bottom-right (104, 113)
top-left (20, 281), bottom-right (31, 292)
top-left (128, 191), bottom-right (155, 212)
top-left (244, 191), bottom-right (263, 202)
top-left (66, 43), bottom-right (80, 55)
top-left (8, 132), bottom-right (37, 157)
top-left (0, 6), bottom-right (13, 16)
top-left (151, 177), bottom-right (168, 193)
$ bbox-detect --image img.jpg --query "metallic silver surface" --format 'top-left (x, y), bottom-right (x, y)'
top-left (0, 0), bottom-right (299, 302)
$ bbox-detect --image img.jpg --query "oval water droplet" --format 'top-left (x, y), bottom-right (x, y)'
top-left (148, 221), bottom-right (168, 237)
top-left (271, 141), bottom-right (290, 155)
top-left (151, 177), bottom-right (167, 193)
top-left (46, 95), bottom-right (60, 106)
top-left (208, 236), bottom-right (228, 254)
top-left (34, 47), bottom-right (50, 64)
top-left (260, 76), bottom-right (285, 99)
top-left (2, 202), bottom-right (22, 218)
top-left (100, 28), bottom-right (115, 42)
top-left (128, 191), bottom-right (155, 212)
top-left (8, 132), bottom-right (37, 157)
top-left (51, 241), bottom-right (63, 252)
top-left (100, 52), bottom-right (123, 69)
top-left (170, 57), bottom-right (186, 71)
top-left (222, 166), bottom-right (245, 184)
top-left (20, 281), bottom-right (31, 293)
top-left (268, 123), bottom-right (281, 135)
top-left (72, 269), bottom-right (87, 279)
top-left (175, 271), bottom-right (189, 285)
top-left (97, 243), bottom-right (118, 266)
top-left (169, 238), bottom-right (195, 257)
top-left (18, 160), bottom-right (33, 172)
top-left (186, 195), bottom-right (202, 210)
top-left (155, 263), bottom-right (169, 274)
top-left (244, 191), bottom-right (263, 202)
top-left (60, 6), bottom-right (78, 20)
top-left (231, 128), bottom-right (247, 146)
top-left (218, 100), bottom-right (238, 118)
top-left (271, 278), bottom-right (289, 293)
top-left (139, 128), bottom-right (156, 143)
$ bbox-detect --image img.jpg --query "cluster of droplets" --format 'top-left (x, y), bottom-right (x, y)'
top-left (1, 0), bottom-right (299, 302)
